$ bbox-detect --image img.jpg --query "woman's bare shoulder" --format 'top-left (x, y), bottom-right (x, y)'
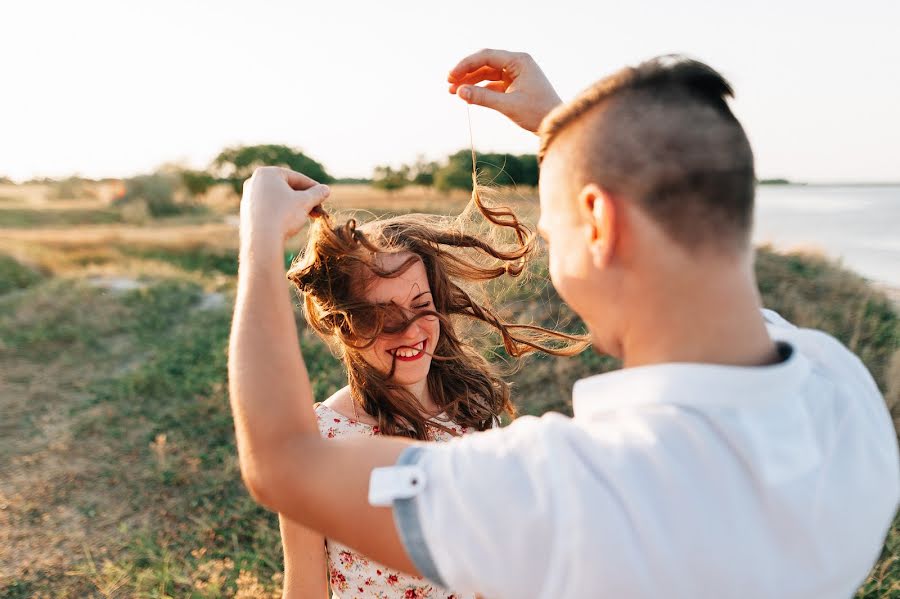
top-left (321, 386), bottom-right (354, 414)
top-left (319, 386), bottom-right (379, 426)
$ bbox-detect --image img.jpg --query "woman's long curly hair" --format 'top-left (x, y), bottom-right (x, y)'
top-left (286, 185), bottom-right (589, 440)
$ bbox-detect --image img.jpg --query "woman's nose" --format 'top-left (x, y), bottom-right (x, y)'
top-left (401, 318), bottom-right (423, 340)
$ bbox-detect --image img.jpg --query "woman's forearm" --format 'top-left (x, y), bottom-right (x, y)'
top-left (228, 237), bottom-right (318, 495)
top-left (279, 514), bottom-right (329, 599)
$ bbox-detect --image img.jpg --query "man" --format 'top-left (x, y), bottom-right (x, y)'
top-left (228, 49), bottom-right (899, 597)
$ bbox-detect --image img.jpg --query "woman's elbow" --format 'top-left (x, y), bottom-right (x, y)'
top-left (240, 464), bottom-right (273, 507)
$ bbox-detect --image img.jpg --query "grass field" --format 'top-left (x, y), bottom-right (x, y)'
top-left (1, 183), bottom-right (898, 598)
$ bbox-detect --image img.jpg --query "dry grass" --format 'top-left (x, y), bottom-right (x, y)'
top-left (0, 183), bottom-right (897, 597)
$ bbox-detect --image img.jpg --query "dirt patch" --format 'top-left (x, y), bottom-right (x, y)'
top-left (86, 275), bottom-right (147, 293)
top-left (196, 291), bottom-right (226, 311)
top-left (0, 352), bottom-right (146, 590)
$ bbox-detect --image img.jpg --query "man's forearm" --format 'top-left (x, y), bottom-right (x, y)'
top-left (228, 238), bottom-right (317, 494)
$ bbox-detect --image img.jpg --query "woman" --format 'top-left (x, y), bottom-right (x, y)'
top-left (277, 185), bottom-right (587, 598)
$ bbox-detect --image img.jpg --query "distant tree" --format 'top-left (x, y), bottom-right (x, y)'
top-left (518, 154), bottom-right (539, 186)
top-left (0, 175), bottom-right (13, 185)
top-left (372, 165), bottom-right (410, 192)
top-left (212, 144), bottom-right (332, 194)
top-left (478, 153), bottom-right (523, 186)
top-left (434, 150), bottom-right (475, 192)
top-left (180, 170), bottom-right (216, 196)
top-left (410, 156), bottom-right (439, 187)
top-left (432, 150), bottom-right (538, 191)
top-left (116, 173), bottom-right (180, 217)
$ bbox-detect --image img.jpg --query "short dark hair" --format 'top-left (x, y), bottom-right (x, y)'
top-left (538, 55), bottom-right (756, 251)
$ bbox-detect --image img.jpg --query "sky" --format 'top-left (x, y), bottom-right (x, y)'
top-left (2, 0), bottom-right (898, 183)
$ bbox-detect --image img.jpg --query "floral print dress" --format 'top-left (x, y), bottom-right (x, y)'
top-left (314, 402), bottom-right (477, 599)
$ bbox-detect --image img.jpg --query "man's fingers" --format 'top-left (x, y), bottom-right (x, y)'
top-left (483, 81), bottom-right (509, 93)
top-left (279, 167), bottom-right (319, 191)
top-left (457, 84), bottom-right (513, 113)
top-left (450, 66), bottom-right (504, 87)
top-left (448, 66), bottom-right (505, 93)
top-left (448, 48), bottom-right (517, 82)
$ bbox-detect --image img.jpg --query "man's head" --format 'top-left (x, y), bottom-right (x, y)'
top-left (536, 55), bottom-right (756, 355)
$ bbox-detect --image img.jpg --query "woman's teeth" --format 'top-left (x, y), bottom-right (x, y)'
top-left (393, 340), bottom-right (425, 357)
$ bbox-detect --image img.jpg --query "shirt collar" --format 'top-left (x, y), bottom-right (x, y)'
top-left (572, 340), bottom-right (811, 420)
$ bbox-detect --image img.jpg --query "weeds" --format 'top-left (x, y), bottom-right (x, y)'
top-left (2, 191), bottom-right (898, 597)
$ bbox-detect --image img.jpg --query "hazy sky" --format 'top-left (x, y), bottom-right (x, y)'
top-left (3, 0), bottom-right (898, 183)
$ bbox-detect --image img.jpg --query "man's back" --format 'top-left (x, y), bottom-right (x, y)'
top-left (385, 313), bottom-right (900, 598)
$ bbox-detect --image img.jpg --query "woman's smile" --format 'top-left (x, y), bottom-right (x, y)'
top-left (388, 339), bottom-right (427, 361)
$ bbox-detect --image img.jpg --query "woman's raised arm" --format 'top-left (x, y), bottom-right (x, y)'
top-left (227, 167), bottom-right (416, 574)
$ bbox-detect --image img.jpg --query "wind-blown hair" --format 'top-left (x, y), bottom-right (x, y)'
top-left (286, 186), bottom-right (589, 440)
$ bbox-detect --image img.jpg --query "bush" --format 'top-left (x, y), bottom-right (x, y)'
top-left (410, 157), bottom-right (439, 187)
top-left (371, 165), bottom-right (409, 192)
top-left (180, 170), bottom-right (216, 197)
top-left (49, 176), bottom-right (92, 200)
top-left (0, 254), bottom-right (43, 295)
top-left (116, 173), bottom-right (188, 218)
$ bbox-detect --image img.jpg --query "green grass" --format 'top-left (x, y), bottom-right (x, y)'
top-left (0, 253), bottom-right (43, 295)
top-left (756, 248), bottom-right (899, 391)
top-left (1, 224), bottom-right (897, 597)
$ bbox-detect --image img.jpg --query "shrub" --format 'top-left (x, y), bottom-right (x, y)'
top-left (115, 172), bottom-right (204, 218)
top-left (0, 254), bottom-right (43, 295)
top-left (372, 165), bottom-right (409, 192)
top-left (180, 170), bottom-right (216, 197)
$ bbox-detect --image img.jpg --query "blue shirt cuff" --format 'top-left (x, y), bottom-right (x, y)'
top-left (392, 445), bottom-right (447, 588)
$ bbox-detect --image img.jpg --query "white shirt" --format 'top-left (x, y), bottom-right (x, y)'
top-left (370, 311), bottom-right (900, 598)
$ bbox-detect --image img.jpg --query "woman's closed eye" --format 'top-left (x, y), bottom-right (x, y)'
top-left (412, 301), bottom-right (432, 309)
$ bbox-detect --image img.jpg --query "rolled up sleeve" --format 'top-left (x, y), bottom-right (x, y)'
top-left (368, 415), bottom-right (585, 598)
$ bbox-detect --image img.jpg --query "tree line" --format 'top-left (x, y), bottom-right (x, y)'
top-left (371, 151), bottom-right (539, 192)
top-left (5, 144), bottom-right (542, 217)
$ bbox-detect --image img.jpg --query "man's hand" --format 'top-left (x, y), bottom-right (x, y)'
top-left (239, 166), bottom-right (330, 248)
top-left (448, 49), bottom-right (562, 133)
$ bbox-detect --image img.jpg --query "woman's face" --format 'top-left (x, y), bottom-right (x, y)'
top-left (356, 252), bottom-right (440, 386)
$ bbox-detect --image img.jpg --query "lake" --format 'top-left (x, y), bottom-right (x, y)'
top-left (754, 185), bottom-right (900, 288)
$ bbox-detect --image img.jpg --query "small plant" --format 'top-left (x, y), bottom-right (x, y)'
top-left (0, 254), bottom-right (43, 295)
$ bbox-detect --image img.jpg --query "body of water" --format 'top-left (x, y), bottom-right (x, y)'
top-left (753, 185), bottom-right (900, 288)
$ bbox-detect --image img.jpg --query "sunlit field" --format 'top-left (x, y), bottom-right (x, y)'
top-left (1, 182), bottom-right (897, 598)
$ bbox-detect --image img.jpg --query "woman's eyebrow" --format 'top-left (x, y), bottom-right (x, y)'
top-left (412, 291), bottom-right (432, 300)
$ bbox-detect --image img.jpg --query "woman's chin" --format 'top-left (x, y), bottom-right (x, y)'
top-left (390, 361), bottom-right (432, 386)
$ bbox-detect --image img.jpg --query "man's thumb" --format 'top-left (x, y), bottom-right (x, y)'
top-left (459, 85), bottom-right (510, 112)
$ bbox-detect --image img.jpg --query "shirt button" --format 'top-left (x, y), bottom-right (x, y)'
top-left (368, 465), bottom-right (427, 506)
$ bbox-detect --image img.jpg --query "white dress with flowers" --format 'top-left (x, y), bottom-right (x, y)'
top-left (314, 402), bottom-right (477, 599)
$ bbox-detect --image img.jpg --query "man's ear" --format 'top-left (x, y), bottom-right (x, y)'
top-left (578, 183), bottom-right (617, 268)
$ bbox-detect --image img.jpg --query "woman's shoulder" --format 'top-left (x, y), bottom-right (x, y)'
top-left (315, 387), bottom-right (380, 438)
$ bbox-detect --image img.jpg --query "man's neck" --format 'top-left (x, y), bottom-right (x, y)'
top-left (620, 260), bottom-right (779, 369)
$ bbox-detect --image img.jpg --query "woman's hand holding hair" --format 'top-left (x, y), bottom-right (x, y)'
top-left (229, 163), bottom-right (415, 579)
top-left (448, 48), bottom-right (562, 133)
top-left (238, 166), bottom-right (330, 252)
